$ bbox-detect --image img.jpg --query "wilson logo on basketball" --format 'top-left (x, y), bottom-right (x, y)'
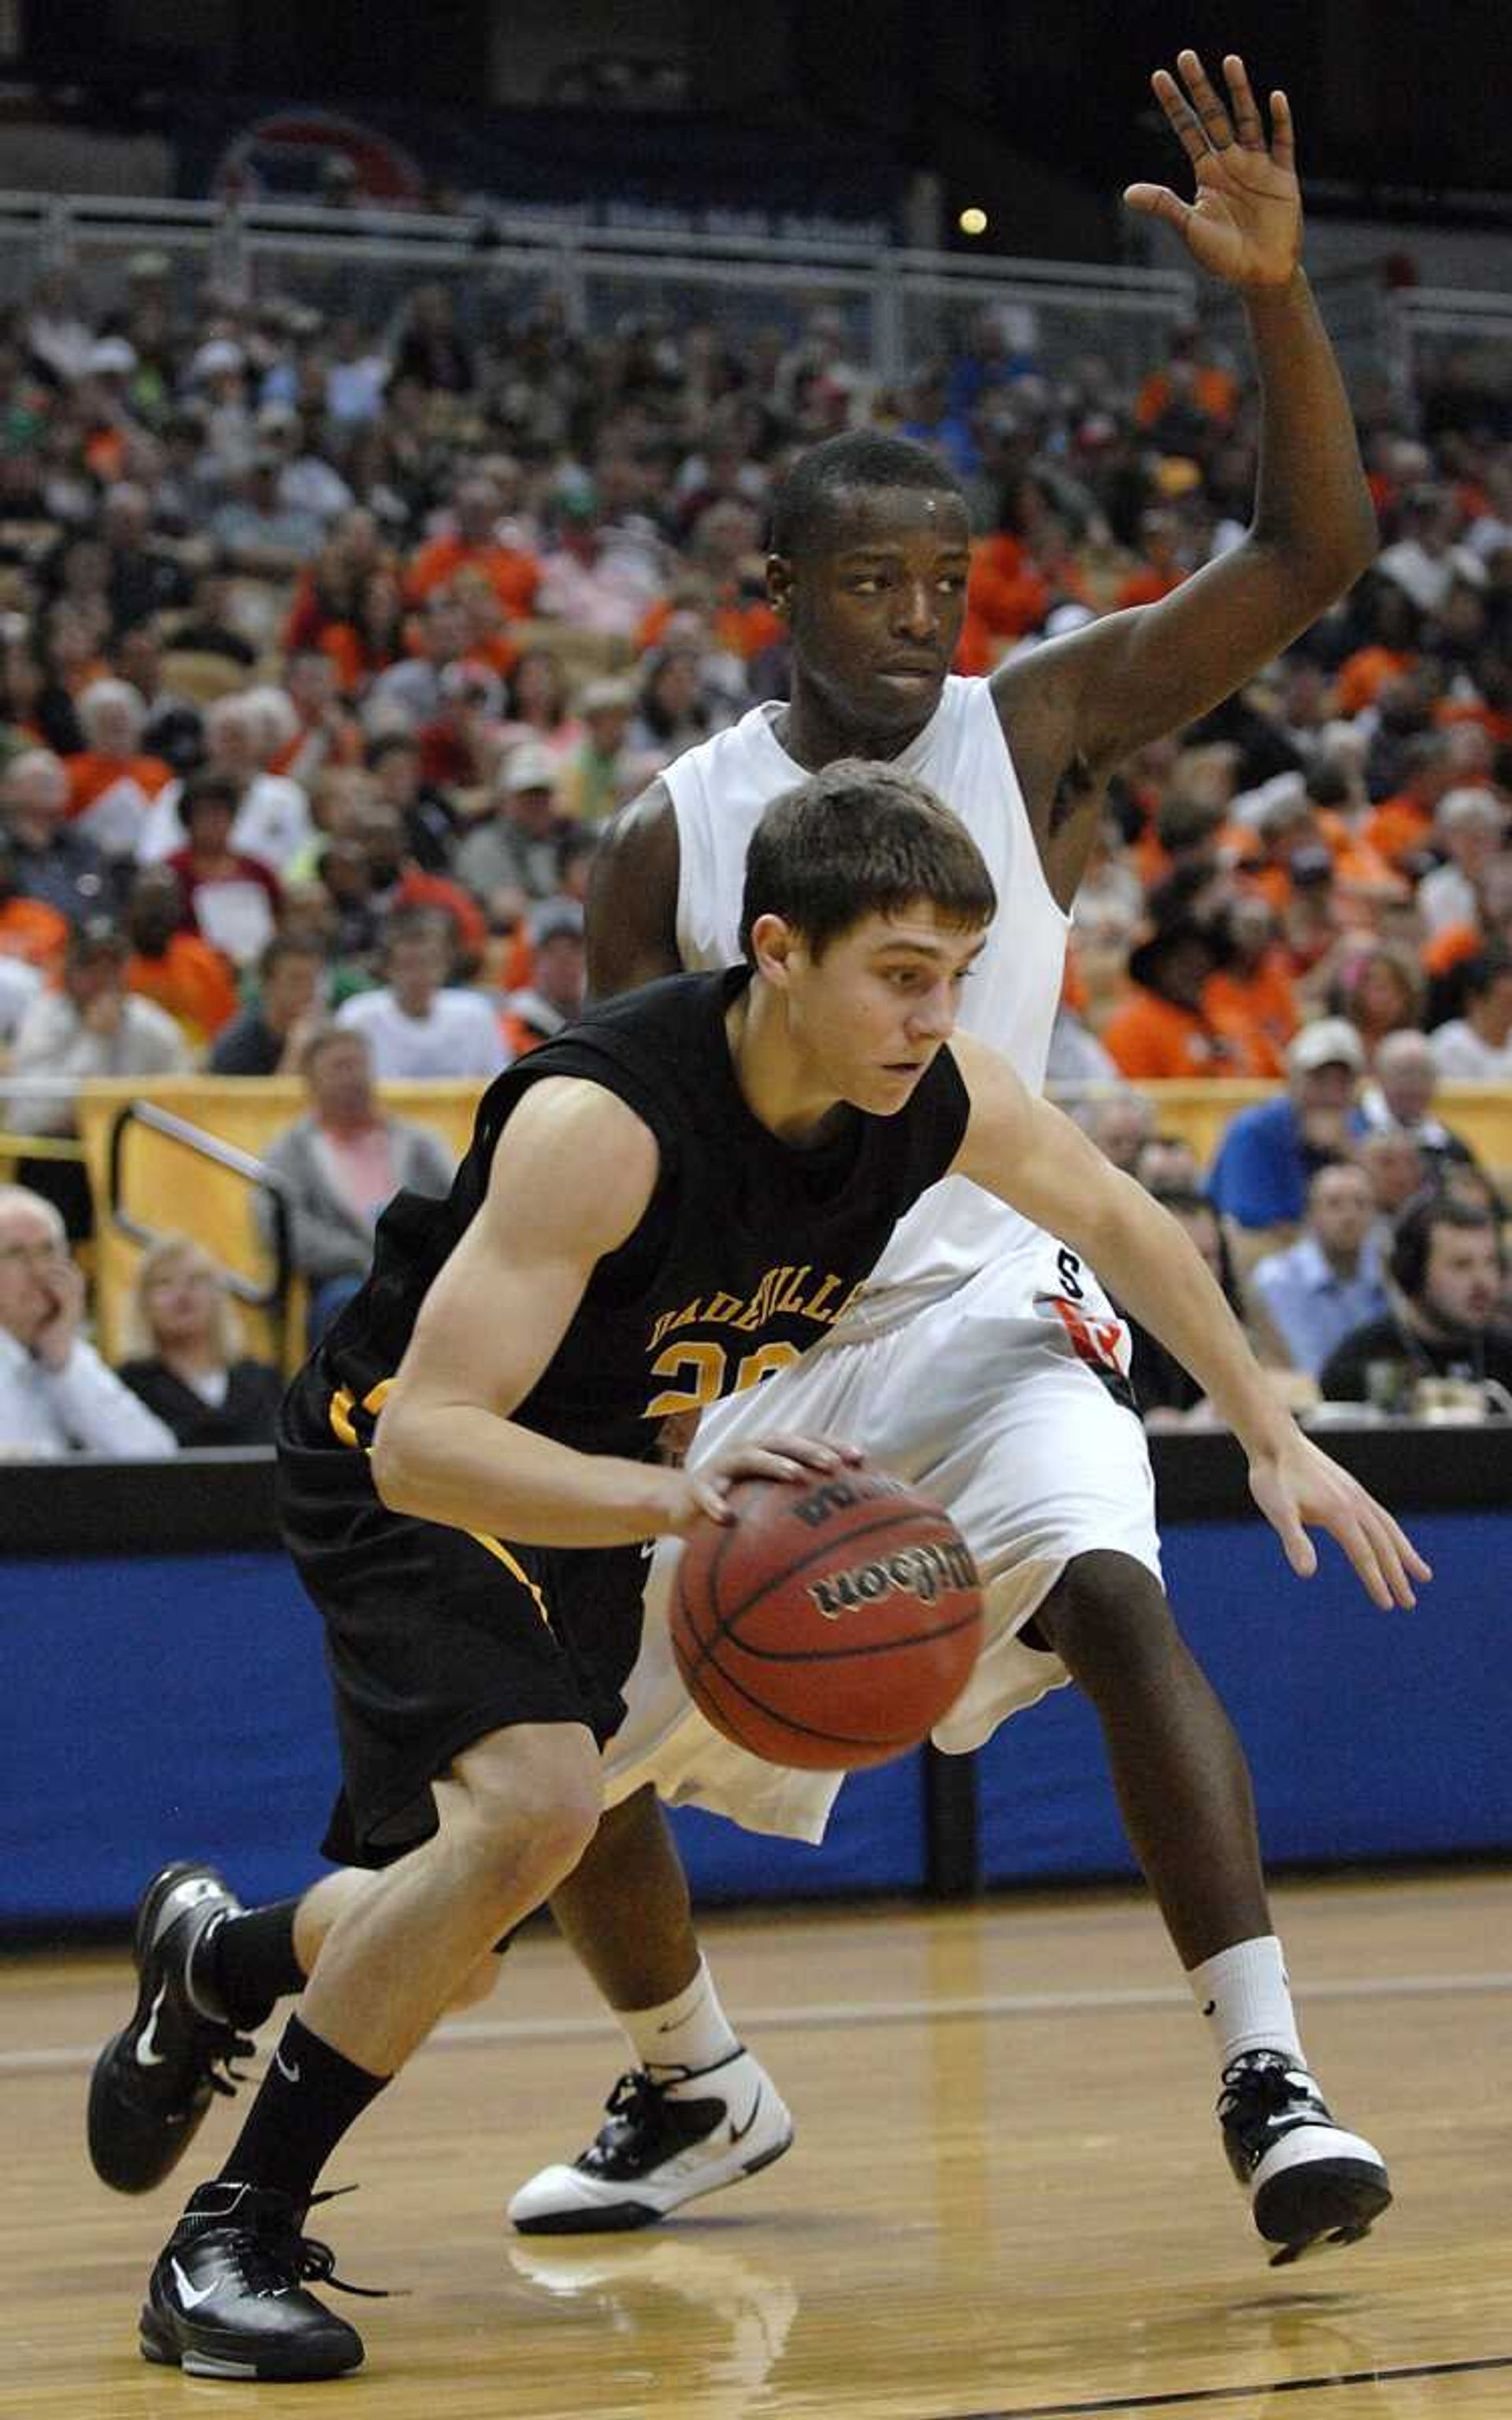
top-left (807, 1538), bottom-right (979, 1620)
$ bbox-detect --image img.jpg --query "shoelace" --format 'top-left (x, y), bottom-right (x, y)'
top-left (602, 2070), bottom-right (663, 2128)
top-left (1217, 2055), bottom-right (1314, 2129)
top-left (205, 2023), bottom-right (258, 2101)
top-left (189, 2188), bottom-right (390, 2302)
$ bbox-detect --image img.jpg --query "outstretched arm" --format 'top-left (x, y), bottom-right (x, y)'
top-left (947, 1033), bottom-right (1429, 1610)
top-left (995, 53), bottom-right (1377, 902)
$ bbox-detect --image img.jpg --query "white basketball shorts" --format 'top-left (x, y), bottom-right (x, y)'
top-left (603, 1235), bottom-right (1162, 1843)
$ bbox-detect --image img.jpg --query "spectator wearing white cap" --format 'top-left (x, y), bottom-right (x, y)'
top-left (1352, 1026), bottom-right (1486, 1192)
top-left (557, 676), bottom-right (639, 825)
top-left (1416, 787), bottom-right (1509, 937)
top-left (1208, 1017), bottom-right (1365, 1234)
top-left (453, 744), bottom-right (571, 908)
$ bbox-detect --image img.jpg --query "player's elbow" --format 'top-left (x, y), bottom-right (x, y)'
top-left (369, 1399), bottom-right (425, 1515)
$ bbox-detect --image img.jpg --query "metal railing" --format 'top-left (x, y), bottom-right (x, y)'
top-left (107, 1097), bottom-right (297, 1363)
top-left (0, 189), bottom-right (1199, 390)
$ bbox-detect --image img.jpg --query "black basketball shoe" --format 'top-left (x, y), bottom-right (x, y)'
top-left (509, 2048), bottom-right (793, 2233)
top-left (1218, 2049), bottom-right (1392, 2265)
top-left (139, 2182), bottom-right (369, 2381)
top-left (88, 1862), bottom-right (256, 2195)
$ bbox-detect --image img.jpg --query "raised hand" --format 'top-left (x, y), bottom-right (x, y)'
top-left (1125, 50), bottom-right (1301, 291)
top-left (1246, 1430), bottom-right (1432, 1611)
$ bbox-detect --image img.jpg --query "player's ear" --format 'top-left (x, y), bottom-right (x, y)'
top-left (766, 554), bottom-right (792, 616)
top-left (749, 911), bottom-right (798, 985)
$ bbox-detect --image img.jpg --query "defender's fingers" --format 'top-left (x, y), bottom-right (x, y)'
top-left (1123, 182), bottom-right (1191, 232)
top-left (1174, 48), bottom-right (1236, 149)
top-left (1222, 54), bottom-right (1266, 149)
top-left (1150, 68), bottom-right (1210, 168)
top-left (1269, 87), bottom-right (1295, 172)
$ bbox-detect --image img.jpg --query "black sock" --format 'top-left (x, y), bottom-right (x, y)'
top-left (216, 2015), bottom-right (388, 2208)
top-left (196, 1900), bottom-right (307, 2030)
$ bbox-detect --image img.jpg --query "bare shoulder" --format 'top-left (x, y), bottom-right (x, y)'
top-left (484, 1075), bottom-right (662, 1258)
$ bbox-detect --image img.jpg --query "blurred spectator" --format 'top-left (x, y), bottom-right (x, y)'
top-left (1074, 1089), bottom-right (1154, 1174)
top-left (6, 922), bottom-right (190, 1231)
top-left (409, 474), bottom-right (539, 618)
top-left (391, 284), bottom-right (474, 395)
top-left (210, 452), bottom-right (324, 577)
top-left (261, 1023), bottom-right (454, 1341)
top-left (351, 798), bottom-right (485, 959)
top-left (65, 677), bottom-right (172, 856)
top-left (117, 1234), bottom-right (284, 1447)
top-left (335, 906), bottom-right (510, 1079)
top-left (0, 945), bottom-right (43, 1051)
top-left (625, 645), bottom-right (715, 770)
top-left (0, 1182), bottom-right (176, 1457)
top-left (0, 832), bottom-right (69, 977)
top-left (1353, 1028), bottom-right (1484, 1190)
top-left (121, 867), bottom-right (239, 1047)
top-left (502, 900), bottom-right (586, 1056)
top-left (3, 748), bottom-right (117, 933)
top-left (1207, 1017), bottom-right (1364, 1233)
top-left (1124, 1186), bottom-right (1245, 1421)
top-left (1320, 1196), bottom-right (1512, 1409)
top-left (1248, 1162), bottom-right (1388, 1379)
top-left (454, 746), bottom-right (571, 908)
top-left (163, 771), bottom-right (283, 970)
top-left (364, 730), bottom-right (456, 874)
top-left (1360, 731), bottom-right (1453, 871)
top-left (1202, 893), bottom-right (1298, 1075)
top-left (557, 675), bottom-right (639, 825)
top-left (415, 660), bottom-right (502, 792)
top-left (494, 648), bottom-right (583, 771)
top-left (1415, 787), bottom-right (1508, 937)
top-left (1131, 1132), bottom-right (1203, 1193)
top-left (1355, 1124), bottom-right (1429, 1229)
top-left (1324, 938), bottom-right (1425, 1066)
top-left (1102, 893), bottom-right (1263, 1078)
top-left (1429, 947), bottom-right (1512, 1081)
top-left (210, 932), bottom-right (328, 1076)
top-left (97, 482), bottom-right (192, 629)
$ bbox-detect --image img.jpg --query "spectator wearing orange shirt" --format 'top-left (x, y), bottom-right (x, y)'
top-left (1361, 731), bottom-right (1453, 871)
top-left (122, 869), bottom-right (239, 1047)
top-left (350, 797), bottom-right (485, 963)
top-left (1204, 895), bottom-right (1298, 1077)
top-left (406, 475), bottom-right (539, 620)
top-left (1134, 328), bottom-right (1238, 438)
top-left (1102, 899), bottom-right (1266, 1081)
top-left (319, 566), bottom-right (409, 695)
top-left (0, 841), bottom-right (71, 977)
top-left (500, 900), bottom-right (586, 1058)
top-left (1114, 506), bottom-right (1189, 611)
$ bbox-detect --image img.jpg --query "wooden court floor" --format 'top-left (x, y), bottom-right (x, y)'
top-left (3, 1869), bottom-right (1508, 2418)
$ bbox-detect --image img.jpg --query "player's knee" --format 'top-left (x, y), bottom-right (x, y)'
top-left (450, 1725), bottom-right (604, 1904)
top-left (1037, 1550), bottom-right (1177, 1685)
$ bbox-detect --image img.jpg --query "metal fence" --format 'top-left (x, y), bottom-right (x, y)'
top-left (0, 191), bottom-right (1198, 392)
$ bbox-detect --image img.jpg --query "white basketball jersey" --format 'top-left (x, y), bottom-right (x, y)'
top-left (667, 676), bottom-right (1070, 1331)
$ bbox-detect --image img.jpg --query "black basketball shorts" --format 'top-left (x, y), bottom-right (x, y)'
top-left (276, 1435), bottom-right (647, 1869)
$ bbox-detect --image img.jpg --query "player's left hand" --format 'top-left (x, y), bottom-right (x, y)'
top-left (1124, 50), bottom-right (1301, 291)
top-left (1247, 1429), bottom-right (1432, 1609)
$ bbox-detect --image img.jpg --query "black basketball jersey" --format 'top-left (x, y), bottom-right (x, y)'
top-left (284, 968), bottom-right (971, 1465)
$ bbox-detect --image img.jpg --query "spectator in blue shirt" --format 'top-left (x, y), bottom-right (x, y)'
top-left (1208, 1017), bottom-right (1365, 1233)
top-left (1248, 1161), bottom-right (1389, 1377)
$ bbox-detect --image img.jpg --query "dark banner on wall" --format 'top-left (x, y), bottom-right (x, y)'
top-left (169, 97), bottom-right (904, 247)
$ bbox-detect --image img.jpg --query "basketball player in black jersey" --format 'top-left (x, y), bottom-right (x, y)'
top-left (100, 763), bottom-right (1423, 2381)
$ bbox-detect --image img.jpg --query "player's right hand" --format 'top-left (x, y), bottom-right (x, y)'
top-left (667, 1434), bottom-right (864, 1533)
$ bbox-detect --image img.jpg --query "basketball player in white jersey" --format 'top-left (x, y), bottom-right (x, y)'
top-left (509, 55), bottom-right (1399, 2266)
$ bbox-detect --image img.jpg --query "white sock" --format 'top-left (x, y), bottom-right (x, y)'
top-left (1187, 1935), bottom-right (1305, 2071)
top-left (618, 1957), bottom-right (741, 2081)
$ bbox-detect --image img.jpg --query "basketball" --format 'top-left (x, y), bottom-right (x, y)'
top-left (670, 1460), bottom-right (983, 1769)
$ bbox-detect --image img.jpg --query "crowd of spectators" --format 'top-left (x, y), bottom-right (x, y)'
top-left (0, 246), bottom-right (1509, 1452)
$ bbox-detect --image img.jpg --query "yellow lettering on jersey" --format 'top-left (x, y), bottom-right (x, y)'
top-left (646, 1337), bottom-right (726, 1419)
top-left (801, 1272), bottom-right (843, 1322)
top-left (733, 1340), bottom-right (801, 1393)
top-left (648, 1295), bottom-right (706, 1353)
top-left (773, 1264), bottom-right (813, 1316)
top-left (702, 1290), bottom-right (744, 1325)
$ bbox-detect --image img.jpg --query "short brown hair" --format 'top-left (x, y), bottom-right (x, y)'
top-left (738, 759), bottom-right (995, 961)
